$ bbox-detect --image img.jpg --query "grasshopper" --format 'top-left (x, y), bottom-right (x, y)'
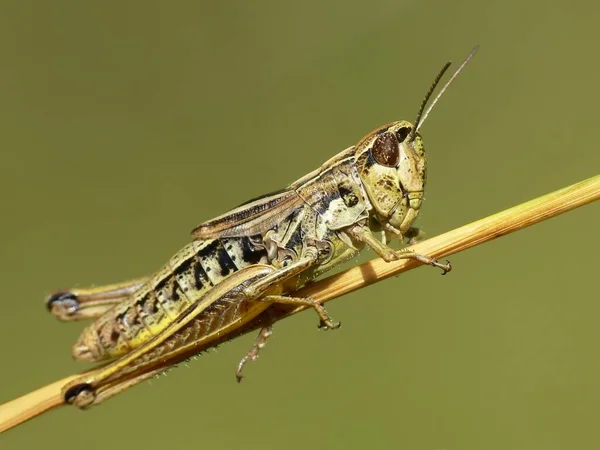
top-left (47, 47), bottom-right (477, 408)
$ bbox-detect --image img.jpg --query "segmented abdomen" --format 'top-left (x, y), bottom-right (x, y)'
top-left (73, 236), bottom-right (268, 362)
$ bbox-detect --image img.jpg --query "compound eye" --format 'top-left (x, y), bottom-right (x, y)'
top-left (371, 132), bottom-right (399, 167)
top-left (395, 126), bottom-right (411, 142)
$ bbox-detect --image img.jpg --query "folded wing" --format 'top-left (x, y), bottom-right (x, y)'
top-left (191, 189), bottom-right (306, 239)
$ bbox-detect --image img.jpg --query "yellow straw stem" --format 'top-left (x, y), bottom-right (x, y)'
top-left (1, 174), bottom-right (598, 434)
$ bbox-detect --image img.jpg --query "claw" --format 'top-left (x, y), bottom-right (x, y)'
top-left (318, 320), bottom-right (342, 330)
top-left (436, 259), bottom-right (452, 275)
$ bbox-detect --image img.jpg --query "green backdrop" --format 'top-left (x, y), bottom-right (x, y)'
top-left (1, 1), bottom-right (599, 449)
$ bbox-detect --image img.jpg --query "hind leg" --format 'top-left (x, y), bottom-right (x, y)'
top-left (46, 277), bottom-right (149, 321)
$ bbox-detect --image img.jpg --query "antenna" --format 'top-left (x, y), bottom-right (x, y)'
top-left (408, 61), bottom-right (452, 142)
top-left (413, 45), bottom-right (479, 136)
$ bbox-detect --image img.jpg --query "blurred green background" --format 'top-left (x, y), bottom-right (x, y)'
top-left (1, 1), bottom-right (599, 448)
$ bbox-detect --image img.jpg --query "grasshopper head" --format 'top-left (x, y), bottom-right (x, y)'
top-left (353, 46), bottom-right (478, 237)
top-left (355, 120), bottom-right (426, 234)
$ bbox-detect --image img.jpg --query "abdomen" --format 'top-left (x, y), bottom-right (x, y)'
top-left (73, 236), bottom-right (269, 362)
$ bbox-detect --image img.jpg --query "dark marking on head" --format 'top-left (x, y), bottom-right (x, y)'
top-left (356, 149), bottom-right (373, 174)
top-left (396, 126), bottom-right (411, 142)
top-left (371, 132), bottom-right (399, 167)
top-left (376, 178), bottom-right (396, 190)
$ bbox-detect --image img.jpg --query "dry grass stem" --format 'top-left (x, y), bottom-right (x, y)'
top-left (1, 174), bottom-right (598, 434)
